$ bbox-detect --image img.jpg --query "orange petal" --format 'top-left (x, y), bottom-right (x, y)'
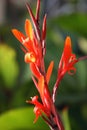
top-left (25, 19), bottom-right (33, 40)
top-left (46, 61), bottom-right (54, 84)
top-left (64, 36), bottom-right (72, 53)
top-left (12, 29), bottom-right (26, 43)
top-left (38, 76), bottom-right (44, 98)
top-left (30, 63), bottom-right (41, 79)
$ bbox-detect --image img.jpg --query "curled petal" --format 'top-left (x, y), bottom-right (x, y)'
top-left (68, 67), bottom-right (76, 75)
top-left (69, 54), bottom-right (77, 63)
top-left (24, 52), bottom-right (36, 63)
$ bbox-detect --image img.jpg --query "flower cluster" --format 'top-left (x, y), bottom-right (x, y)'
top-left (12, 0), bottom-right (87, 130)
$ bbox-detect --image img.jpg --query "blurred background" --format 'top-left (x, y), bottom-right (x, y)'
top-left (0, 0), bottom-right (87, 130)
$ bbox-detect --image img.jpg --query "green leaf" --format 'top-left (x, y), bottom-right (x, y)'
top-left (0, 44), bottom-right (19, 88)
top-left (0, 107), bottom-right (50, 130)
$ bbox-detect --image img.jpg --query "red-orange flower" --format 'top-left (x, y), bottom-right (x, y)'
top-left (26, 96), bottom-right (50, 123)
top-left (11, 1), bottom-right (87, 130)
top-left (12, 2), bottom-right (54, 122)
top-left (52, 36), bottom-right (87, 102)
top-left (58, 36), bottom-right (78, 77)
top-left (12, 19), bottom-right (43, 79)
top-left (28, 62), bottom-right (54, 122)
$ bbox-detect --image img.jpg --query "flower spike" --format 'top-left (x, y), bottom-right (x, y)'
top-left (12, 0), bottom-right (87, 130)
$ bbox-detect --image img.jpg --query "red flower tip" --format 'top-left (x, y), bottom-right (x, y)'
top-left (64, 36), bottom-right (71, 49)
top-left (63, 36), bottom-right (72, 64)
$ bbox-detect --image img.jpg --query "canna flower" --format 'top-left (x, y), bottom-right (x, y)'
top-left (11, 0), bottom-right (87, 130)
top-left (12, 0), bottom-right (47, 80)
top-left (12, 19), bottom-right (42, 79)
top-left (58, 36), bottom-right (78, 77)
top-left (52, 36), bottom-right (87, 102)
top-left (26, 95), bottom-right (50, 123)
top-left (27, 61), bottom-right (54, 122)
top-left (12, 19), bottom-right (54, 121)
top-left (12, 1), bottom-right (57, 128)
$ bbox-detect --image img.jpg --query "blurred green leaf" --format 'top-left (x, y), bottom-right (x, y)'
top-left (0, 107), bottom-right (49, 130)
top-left (0, 44), bottom-right (19, 88)
top-left (49, 13), bottom-right (87, 37)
